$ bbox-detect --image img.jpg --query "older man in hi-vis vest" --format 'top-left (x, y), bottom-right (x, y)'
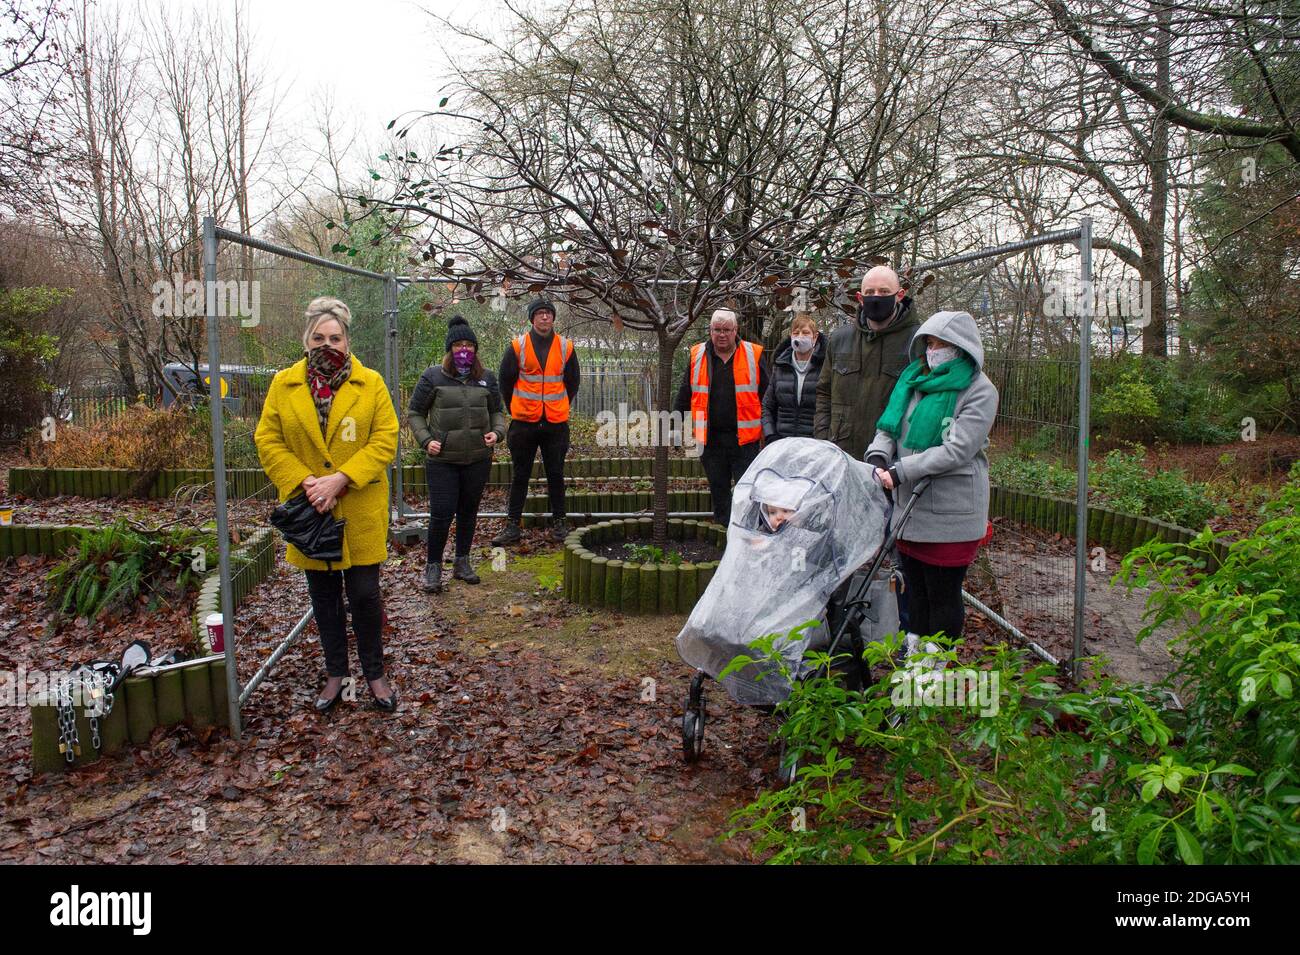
top-left (674, 308), bottom-right (770, 527)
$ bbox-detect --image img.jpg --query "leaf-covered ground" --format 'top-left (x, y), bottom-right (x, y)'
top-left (0, 437), bottom-right (1224, 863)
top-left (0, 531), bottom-right (789, 863)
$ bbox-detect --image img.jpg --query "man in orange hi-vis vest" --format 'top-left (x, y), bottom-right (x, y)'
top-left (493, 298), bottom-right (581, 545)
top-left (673, 308), bottom-right (770, 527)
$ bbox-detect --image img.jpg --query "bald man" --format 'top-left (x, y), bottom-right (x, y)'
top-left (814, 265), bottom-right (918, 460)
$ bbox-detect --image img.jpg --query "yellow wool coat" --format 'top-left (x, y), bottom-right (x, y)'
top-left (255, 354), bottom-right (399, 571)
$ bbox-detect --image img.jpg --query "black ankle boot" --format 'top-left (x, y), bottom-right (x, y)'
top-left (491, 520), bottom-right (522, 546)
top-left (452, 555), bottom-right (480, 584)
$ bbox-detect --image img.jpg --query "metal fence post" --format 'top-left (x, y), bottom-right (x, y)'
top-left (1072, 217), bottom-right (1093, 685)
top-left (204, 215), bottom-right (242, 738)
top-left (383, 274), bottom-right (402, 520)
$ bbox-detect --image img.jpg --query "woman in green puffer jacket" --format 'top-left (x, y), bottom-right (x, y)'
top-left (407, 315), bottom-right (508, 593)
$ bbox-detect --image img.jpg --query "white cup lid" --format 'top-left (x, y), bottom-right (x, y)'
top-left (205, 613), bottom-right (224, 626)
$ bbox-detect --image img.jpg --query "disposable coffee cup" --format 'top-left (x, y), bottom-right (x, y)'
top-left (0, 508), bottom-right (12, 526)
top-left (205, 612), bottom-right (225, 653)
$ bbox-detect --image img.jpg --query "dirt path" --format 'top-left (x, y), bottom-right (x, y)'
top-left (980, 526), bottom-right (1184, 687)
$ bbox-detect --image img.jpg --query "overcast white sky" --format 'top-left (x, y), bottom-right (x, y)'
top-left (237, 0), bottom-right (478, 140)
top-left (97, 0), bottom-right (512, 199)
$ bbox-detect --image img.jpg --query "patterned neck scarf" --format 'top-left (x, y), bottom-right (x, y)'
top-left (306, 345), bottom-right (352, 436)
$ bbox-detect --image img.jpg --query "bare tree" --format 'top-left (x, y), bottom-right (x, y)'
top-left (1043, 0), bottom-right (1300, 162)
top-left (356, 0), bottom-right (989, 542)
top-left (0, 0), bottom-right (72, 212)
top-left (29, 0), bottom-right (285, 394)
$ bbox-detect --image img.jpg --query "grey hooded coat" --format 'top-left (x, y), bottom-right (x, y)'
top-left (864, 311), bottom-right (999, 544)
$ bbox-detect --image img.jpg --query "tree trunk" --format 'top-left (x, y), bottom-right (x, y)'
top-left (652, 328), bottom-right (675, 547)
top-left (116, 334), bottom-right (138, 396)
top-left (1143, 0), bottom-right (1172, 357)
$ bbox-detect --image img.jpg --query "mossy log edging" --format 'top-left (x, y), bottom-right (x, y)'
top-left (518, 488), bottom-right (715, 527)
top-left (562, 517), bottom-right (725, 614)
top-left (5, 467), bottom-right (274, 501)
top-left (2, 479), bottom-right (1227, 570)
top-left (30, 656), bottom-right (232, 773)
top-left (8, 457), bottom-right (707, 501)
top-left (0, 522), bottom-right (87, 559)
top-left (27, 528), bottom-right (275, 774)
top-left (988, 484), bottom-right (1229, 567)
top-left (192, 527), bottom-right (277, 650)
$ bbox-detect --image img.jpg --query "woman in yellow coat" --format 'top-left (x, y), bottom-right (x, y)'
top-left (255, 297), bottom-right (400, 713)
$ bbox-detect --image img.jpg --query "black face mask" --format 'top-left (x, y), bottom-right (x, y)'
top-left (857, 294), bottom-right (898, 328)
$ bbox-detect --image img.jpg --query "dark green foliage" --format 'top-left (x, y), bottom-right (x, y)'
top-left (45, 521), bottom-right (213, 619)
top-left (1092, 355), bottom-right (1243, 445)
top-left (622, 541), bottom-right (682, 565)
top-left (991, 447), bottom-right (1226, 529)
top-left (725, 468), bottom-right (1300, 864)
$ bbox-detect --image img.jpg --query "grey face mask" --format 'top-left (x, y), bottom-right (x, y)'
top-left (926, 345), bottom-right (960, 368)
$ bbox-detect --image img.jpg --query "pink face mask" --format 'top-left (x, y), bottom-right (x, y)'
top-left (452, 347), bottom-right (475, 372)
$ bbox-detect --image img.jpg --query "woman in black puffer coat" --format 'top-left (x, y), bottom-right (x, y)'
top-left (407, 316), bottom-right (507, 594)
top-left (761, 313), bottom-right (826, 442)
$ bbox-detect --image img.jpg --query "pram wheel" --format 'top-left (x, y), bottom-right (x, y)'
top-left (777, 741), bottom-right (799, 787)
top-left (682, 671), bottom-right (706, 763)
top-left (682, 710), bottom-right (704, 762)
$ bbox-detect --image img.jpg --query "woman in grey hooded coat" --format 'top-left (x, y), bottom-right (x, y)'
top-left (865, 310), bottom-right (999, 645)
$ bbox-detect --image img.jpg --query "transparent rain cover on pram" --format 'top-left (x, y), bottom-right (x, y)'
top-left (674, 437), bottom-right (890, 706)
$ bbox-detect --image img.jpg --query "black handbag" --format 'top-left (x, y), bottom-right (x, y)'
top-left (271, 492), bottom-right (346, 562)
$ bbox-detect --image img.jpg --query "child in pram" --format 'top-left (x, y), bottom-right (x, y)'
top-left (675, 437), bottom-right (918, 764)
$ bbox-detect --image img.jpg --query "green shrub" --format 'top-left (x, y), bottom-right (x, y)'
top-left (623, 541), bottom-right (682, 565)
top-left (1096, 472), bottom-right (1300, 863)
top-left (723, 628), bottom-right (1167, 863)
top-left (1092, 356), bottom-right (1242, 445)
top-left (1095, 368), bottom-right (1159, 441)
top-left (223, 416), bottom-right (262, 469)
top-left (1092, 448), bottom-right (1224, 528)
top-left (725, 474), bottom-right (1300, 863)
top-left (992, 448), bottom-right (1226, 529)
top-left (46, 521), bottom-right (213, 619)
top-left (989, 453), bottom-right (1076, 497)
top-left (1012, 425), bottom-right (1064, 457)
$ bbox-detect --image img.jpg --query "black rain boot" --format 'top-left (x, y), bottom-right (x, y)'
top-left (549, 516), bottom-right (571, 542)
top-left (491, 519), bottom-right (523, 546)
top-left (452, 555), bottom-right (481, 584)
top-left (423, 560), bottom-right (443, 594)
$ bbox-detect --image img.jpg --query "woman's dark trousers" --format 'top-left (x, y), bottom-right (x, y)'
top-left (897, 551), bottom-right (970, 641)
top-left (426, 457), bottom-right (492, 562)
top-left (304, 563), bottom-right (385, 681)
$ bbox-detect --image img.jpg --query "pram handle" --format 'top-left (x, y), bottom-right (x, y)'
top-left (825, 476), bottom-right (932, 662)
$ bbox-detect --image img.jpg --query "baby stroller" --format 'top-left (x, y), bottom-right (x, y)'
top-left (674, 437), bottom-right (929, 782)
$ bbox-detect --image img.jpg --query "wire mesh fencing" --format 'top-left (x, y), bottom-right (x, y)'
top-left (196, 214), bottom-right (1104, 734)
top-left (201, 219), bottom-right (407, 732)
top-left (898, 226), bottom-right (1092, 675)
top-left (570, 360), bottom-right (657, 419)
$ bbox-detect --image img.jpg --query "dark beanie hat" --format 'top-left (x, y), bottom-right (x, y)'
top-left (526, 297), bottom-right (556, 325)
top-left (445, 314), bottom-right (478, 351)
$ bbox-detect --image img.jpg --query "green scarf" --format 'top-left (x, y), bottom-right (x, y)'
top-left (876, 355), bottom-right (975, 451)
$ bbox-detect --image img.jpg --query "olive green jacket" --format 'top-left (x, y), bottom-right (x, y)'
top-left (407, 365), bottom-right (507, 466)
top-left (813, 308), bottom-right (919, 460)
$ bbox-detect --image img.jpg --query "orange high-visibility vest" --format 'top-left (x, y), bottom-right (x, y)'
top-left (510, 332), bottom-right (574, 422)
top-left (689, 340), bottom-right (764, 446)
